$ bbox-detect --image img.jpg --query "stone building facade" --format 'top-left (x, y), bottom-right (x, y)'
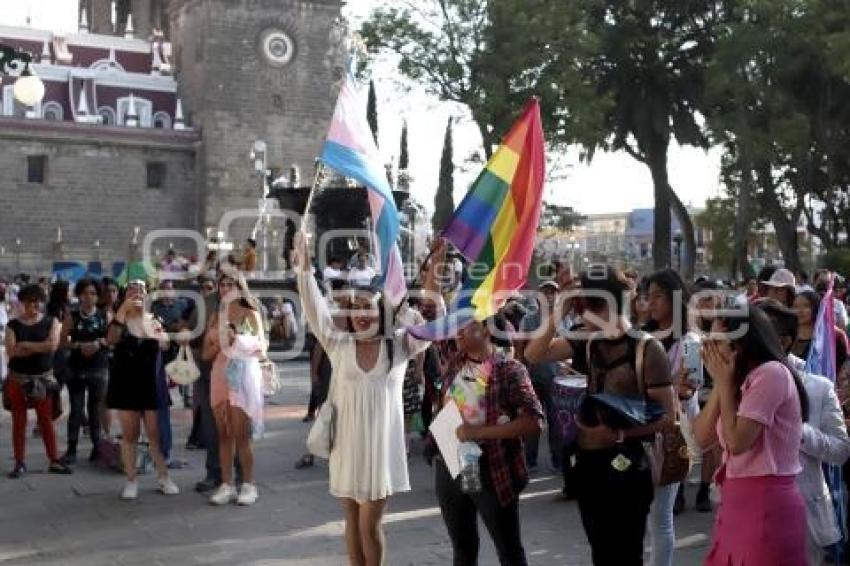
top-left (0, 0), bottom-right (343, 272)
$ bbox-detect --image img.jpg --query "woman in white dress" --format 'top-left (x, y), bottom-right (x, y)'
top-left (294, 232), bottom-right (445, 566)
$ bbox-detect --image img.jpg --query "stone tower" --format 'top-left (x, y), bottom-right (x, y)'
top-left (166, 0), bottom-right (345, 235)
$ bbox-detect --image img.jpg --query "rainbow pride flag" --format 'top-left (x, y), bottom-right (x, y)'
top-left (409, 99), bottom-right (545, 338)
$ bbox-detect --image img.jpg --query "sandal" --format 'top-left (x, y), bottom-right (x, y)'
top-left (294, 455), bottom-right (314, 469)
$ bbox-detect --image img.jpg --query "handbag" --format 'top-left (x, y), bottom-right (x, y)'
top-left (306, 400), bottom-right (337, 458)
top-left (260, 359), bottom-right (282, 397)
top-left (586, 334), bottom-right (690, 486)
top-left (306, 366), bottom-right (337, 458)
top-left (165, 345), bottom-right (201, 386)
top-left (634, 336), bottom-right (691, 486)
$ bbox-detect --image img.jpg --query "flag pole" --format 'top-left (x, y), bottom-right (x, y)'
top-left (301, 161), bottom-right (327, 234)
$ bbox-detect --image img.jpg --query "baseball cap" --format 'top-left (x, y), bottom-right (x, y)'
top-left (762, 268), bottom-right (796, 289)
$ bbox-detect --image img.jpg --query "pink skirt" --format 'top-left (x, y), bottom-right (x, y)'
top-left (705, 474), bottom-right (807, 566)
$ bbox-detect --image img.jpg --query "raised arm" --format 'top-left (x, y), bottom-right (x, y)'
top-left (294, 231), bottom-right (339, 351)
top-left (402, 239), bottom-right (448, 356)
top-left (524, 314), bottom-right (573, 363)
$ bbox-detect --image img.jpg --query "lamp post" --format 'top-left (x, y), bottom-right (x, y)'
top-left (0, 44), bottom-right (45, 106)
top-left (673, 233), bottom-right (684, 271)
top-left (14, 237), bottom-right (22, 272)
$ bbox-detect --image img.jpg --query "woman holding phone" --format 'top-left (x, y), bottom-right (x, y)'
top-left (644, 269), bottom-right (703, 565)
top-left (106, 280), bottom-right (179, 500)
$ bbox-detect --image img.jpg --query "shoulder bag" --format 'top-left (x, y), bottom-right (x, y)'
top-left (165, 344), bottom-right (201, 386)
top-left (634, 335), bottom-right (691, 487)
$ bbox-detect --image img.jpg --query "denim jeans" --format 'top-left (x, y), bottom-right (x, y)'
top-left (195, 372), bottom-right (221, 482)
top-left (648, 483), bottom-right (678, 566)
top-left (66, 367), bottom-right (108, 447)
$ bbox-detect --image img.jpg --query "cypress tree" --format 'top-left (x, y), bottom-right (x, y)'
top-left (367, 80), bottom-right (379, 146)
top-left (398, 120), bottom-right (410, 191)
top-left (432, 118), bottom-right (455, 233)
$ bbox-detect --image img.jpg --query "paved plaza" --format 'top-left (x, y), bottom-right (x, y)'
top-left (0, 361), bottom-right (714, 565)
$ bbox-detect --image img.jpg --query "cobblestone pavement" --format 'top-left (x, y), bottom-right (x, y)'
top-left (0, 361), bottom-right (715, 565)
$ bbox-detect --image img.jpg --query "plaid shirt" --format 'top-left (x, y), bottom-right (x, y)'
top-left (441, 352), bottom-right (544, 507)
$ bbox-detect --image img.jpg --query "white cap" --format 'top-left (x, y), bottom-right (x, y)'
top-left (763, 268), bottom-right (796, 289)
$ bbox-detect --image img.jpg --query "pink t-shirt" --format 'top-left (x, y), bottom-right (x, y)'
top-left (719, 361), bottom-right (802, 478)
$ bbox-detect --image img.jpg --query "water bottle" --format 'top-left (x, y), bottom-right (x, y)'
top-left (458, 442), bottom-right (483, 494)
top-left (682, 332), bottom-right (703, 389)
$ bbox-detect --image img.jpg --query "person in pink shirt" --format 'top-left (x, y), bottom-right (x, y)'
top-left (693, 305), bottom-right (809, 566)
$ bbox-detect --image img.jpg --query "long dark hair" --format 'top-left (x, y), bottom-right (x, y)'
top-left (346, 284), bottom-right (395, 366)
top-left (46, 280), bottom-right (70, 319)
top-left (644, 268), bottom-right (691, 337)
top-left (719, 305), bottom-right (809, 422)
top-left (796, 290), bottom-right (821, 326)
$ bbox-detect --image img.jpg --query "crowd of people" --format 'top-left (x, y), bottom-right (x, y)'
top-left (0, 262), bottom-right (269, 507)
top-left (288, 232), bottom-right (850, 566)
top-left (4, 242), bottom-right (850, 565)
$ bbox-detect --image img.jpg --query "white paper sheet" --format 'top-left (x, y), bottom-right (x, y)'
top-left (429, 399), bottom-right (464, 478)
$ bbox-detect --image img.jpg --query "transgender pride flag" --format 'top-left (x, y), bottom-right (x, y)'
top-left (806, 273), bottom-right (837, 380)
top-left (319, 70), bottom-right (406, 305)
top-left (805, 273), bottom-right (846, 563)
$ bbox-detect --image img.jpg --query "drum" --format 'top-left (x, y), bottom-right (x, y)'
top-left (552, 375), bottom-right (587, 446)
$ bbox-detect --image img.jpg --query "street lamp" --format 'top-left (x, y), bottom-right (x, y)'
top-left (14, 236), bottom-right (22, 272)
top-left (673, 233), bottom-right (684, 271)
top-left (0, 44), bottom-right (45, 106)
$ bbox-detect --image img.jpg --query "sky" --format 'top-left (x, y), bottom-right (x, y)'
top-left (0, 0), bottom-right (724, 215)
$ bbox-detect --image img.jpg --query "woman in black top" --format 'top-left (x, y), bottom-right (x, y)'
top-left (106, 280), bottom-right (179, 500)
top-left (60, 278), bottom-right (110, 465)
top-left (4, 285), bottom-right (72, 477)
top-left (525, 267), bottom-right (676, 566)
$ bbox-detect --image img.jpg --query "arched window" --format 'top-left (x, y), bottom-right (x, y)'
top-left (98, 106), bottom-right (116, 125)
top-left (153, 111), bottom-right (171, 129)
top-left (42, 102), bottom-right (64, 121)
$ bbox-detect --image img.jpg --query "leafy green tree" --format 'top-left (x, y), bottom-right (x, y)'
top-left (433, 118), bottom-right (456, 233)
top-left (697, 197), bottom-right (737, 275)
top-left (360, 1), bottom-right (547, 158)
top-left (367, 79), bottom-right (379, 146)
top-left (533, 0), bottom-right (725, 278)
top-left (540, 203), bottom-right (585, 233)
top-left (705, 0), bottom-right (850, 270)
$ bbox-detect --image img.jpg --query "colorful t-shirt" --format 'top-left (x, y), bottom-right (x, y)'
top-left (719, 360), bottom-right (802, 478)
top-left (448, 360), bottom-right (492, 426)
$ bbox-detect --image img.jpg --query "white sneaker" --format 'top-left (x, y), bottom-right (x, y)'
top-left (121, 480), bottom-right (138, 500)
top-left (236, 482), bottom-right (259, 506)
top-left (209, 483), bottom-right (237, 505)
top-left (158, 476), bottom-right (180, 496)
